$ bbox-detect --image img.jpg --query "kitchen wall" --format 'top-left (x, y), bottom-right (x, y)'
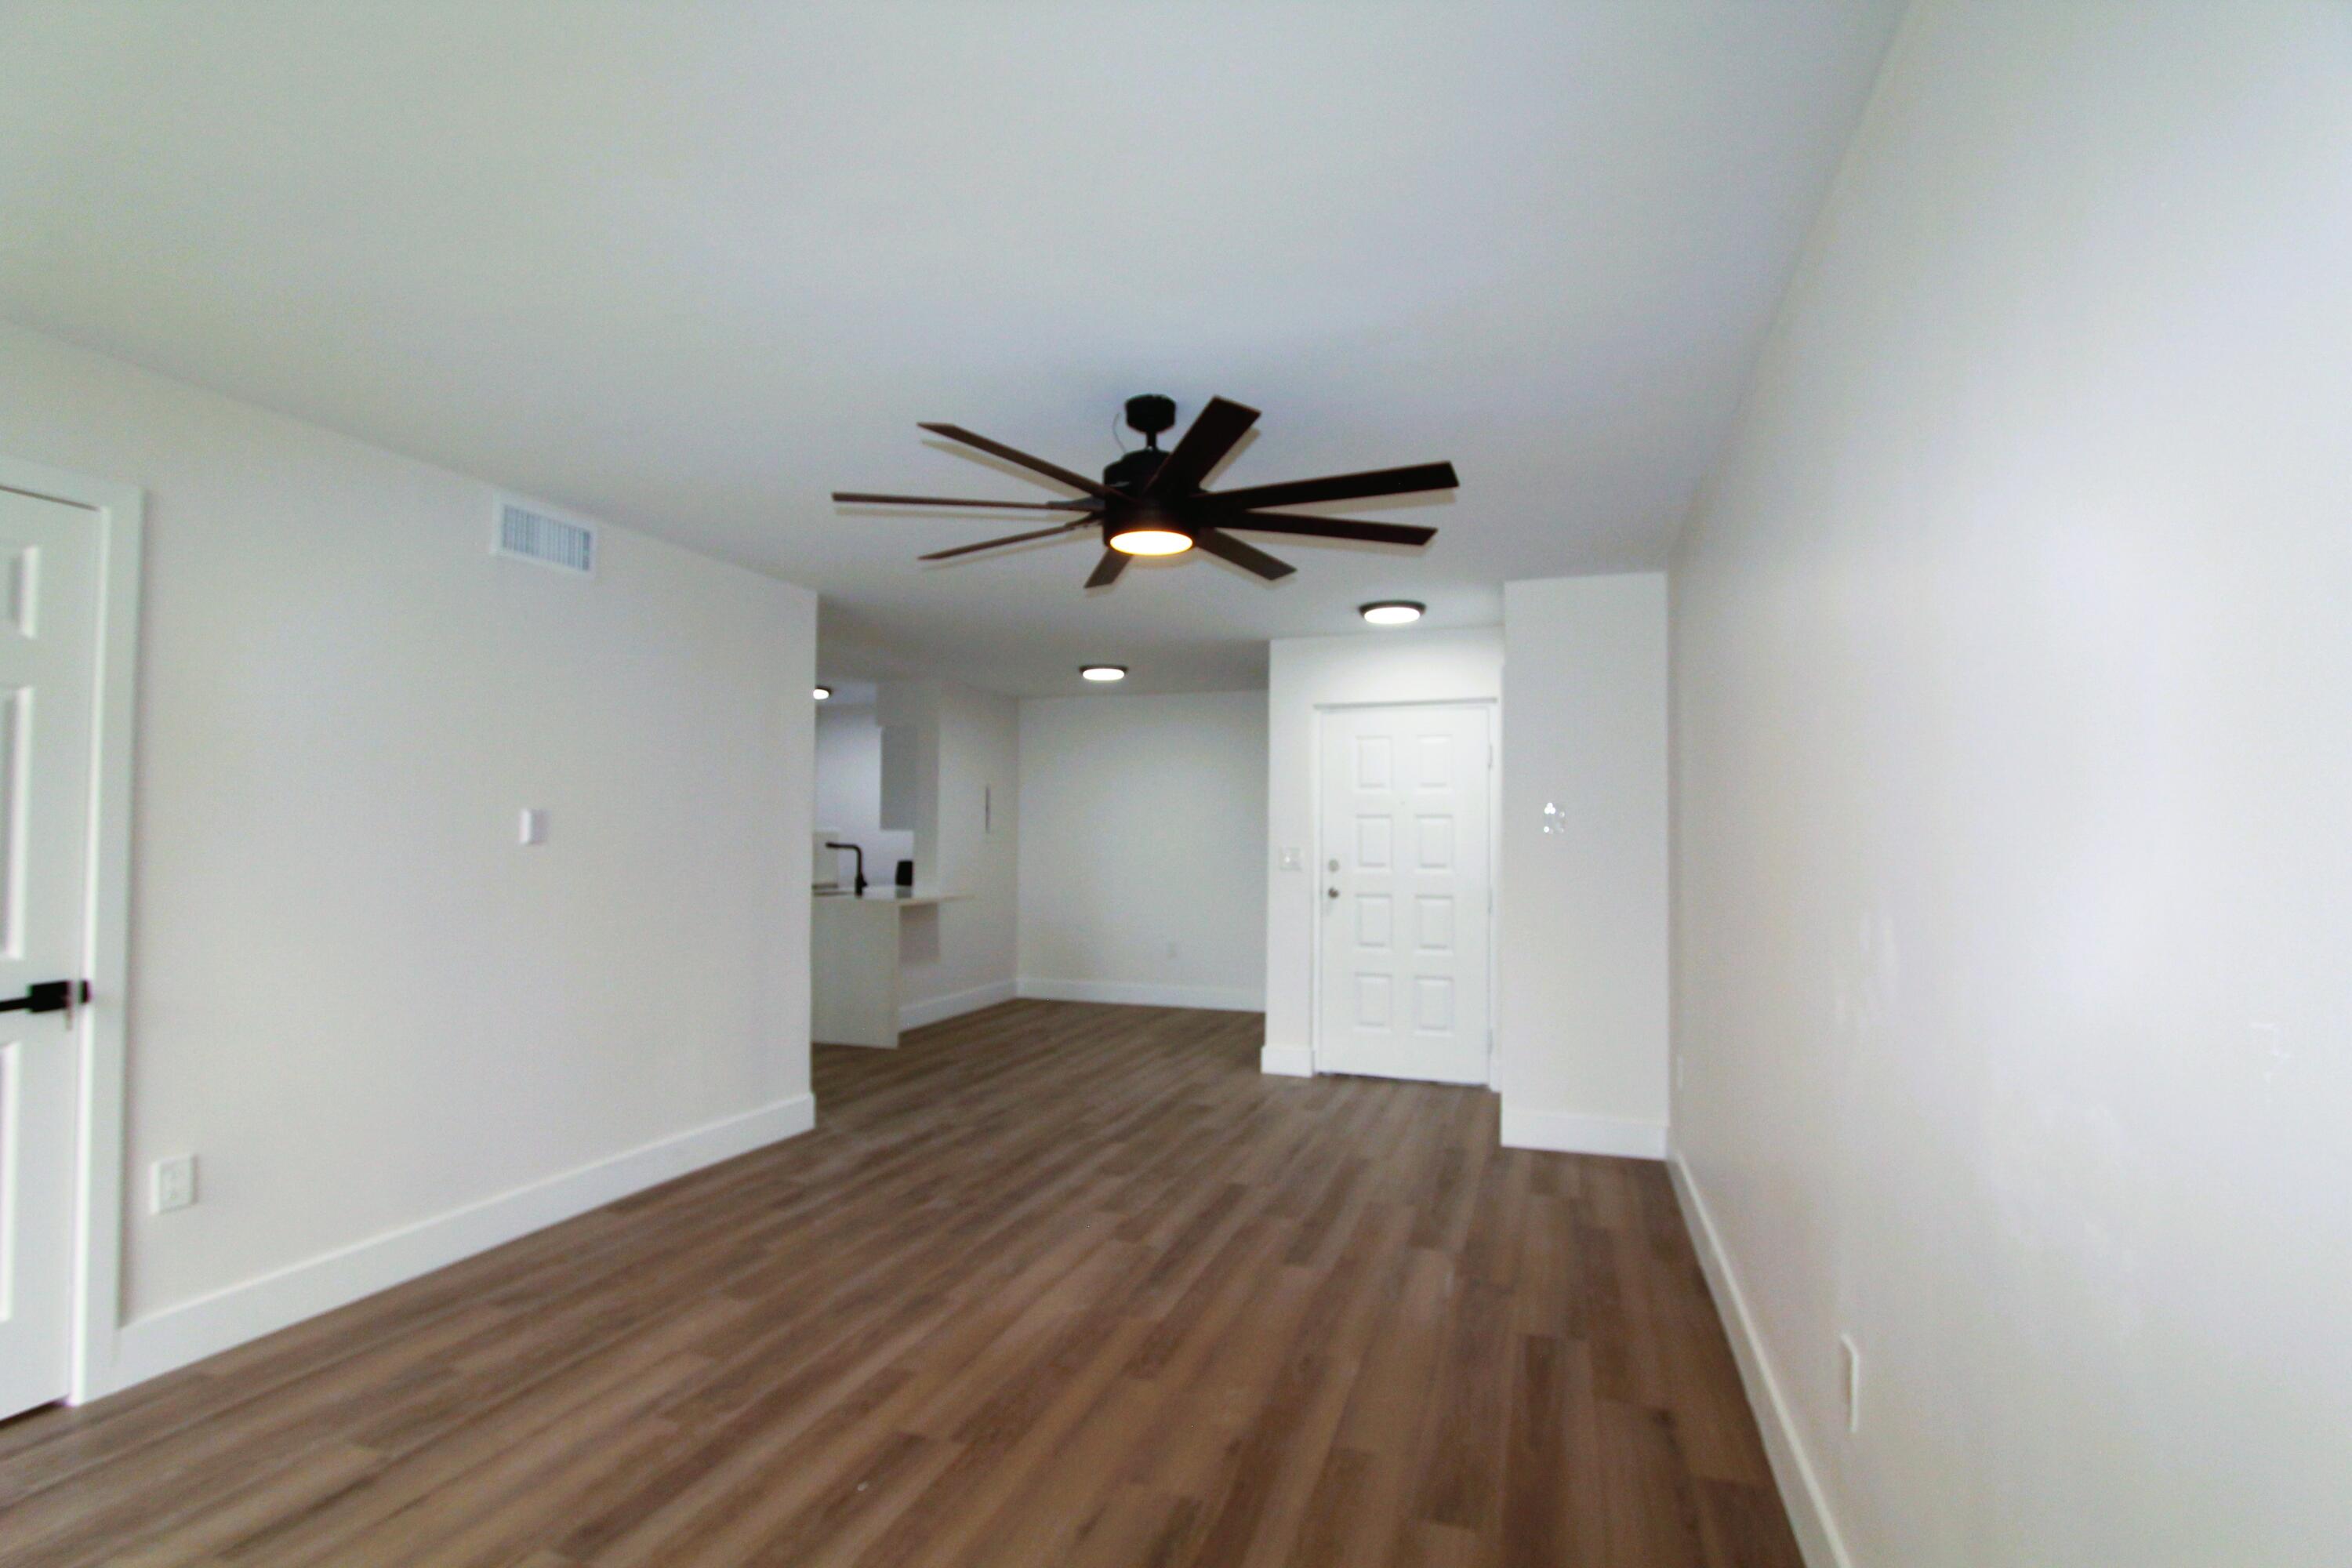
top-left (813, 700), bottom-right (914, 891)
top-left (1017, 690), bottom-right (1268, 1011)
top-left (0, 321), bottom-right (817, 1391)
top-left (889, 676), bottom-right (1020, 1028)
top-left (1668, 4), bottom-right (2352, 1563)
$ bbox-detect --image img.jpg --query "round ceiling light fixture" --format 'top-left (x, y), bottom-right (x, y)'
top-left (1105, 519), bottom-right (1193, 557)
top-left (1108, 528), bottom-right (1192, 556)
top-left (1359, 600), bottom-right (1426, 626)
top-left (1080, 664), bottom-right (1128, 683)
top-left (813, 685), bottom-right (833, 700)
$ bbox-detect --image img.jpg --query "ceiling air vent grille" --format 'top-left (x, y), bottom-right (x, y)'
top-left (494, 500), bottom-right (596, 575)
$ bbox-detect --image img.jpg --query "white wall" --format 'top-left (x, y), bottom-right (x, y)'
top-left (814, 702), bottom-right (913, 889)
top-left (1669, 5), bottom-right (2352, 1565)
top-left (1262, 627), bottom-right (1503, 1075)
top-left (1017, 691), bottom-right (1268, 1011)
top-left (891, 677), bottom-right (1019, 1028)
top-left (1497, 574), bottom-right (1668, 1158)
top-left (0, 321), bottom-right (816, 1389)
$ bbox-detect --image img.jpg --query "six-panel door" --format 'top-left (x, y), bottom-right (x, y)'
top-left (0, 486), bottom-right (99, 1421)
top-left (1316, 702), bottom-right (1491, 1083)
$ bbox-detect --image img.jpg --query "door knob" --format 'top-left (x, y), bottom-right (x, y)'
top-left (1326, 887), bottom-right (1340, 900)
top-left (0, 979), bottom-right (84, 1021)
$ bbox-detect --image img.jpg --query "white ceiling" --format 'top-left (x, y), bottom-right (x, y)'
top-left (0, 2), bottom-right (1900, 695)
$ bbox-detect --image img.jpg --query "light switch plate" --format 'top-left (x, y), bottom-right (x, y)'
top-left (153, 1155), bottom-right (197, 1213)
top-left (518, 808), bottom-right (550, 846)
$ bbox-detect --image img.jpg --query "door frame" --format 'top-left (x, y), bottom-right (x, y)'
top-left (1307, 697), bottom-right (1499, 1083)
top-left (0, 455), bottom-right (144, 1406)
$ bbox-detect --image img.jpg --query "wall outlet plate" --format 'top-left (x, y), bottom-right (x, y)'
top-left (153, 1155), bottom-right (198, 1214)
top-left (518, 807), bottom-right (550, 846)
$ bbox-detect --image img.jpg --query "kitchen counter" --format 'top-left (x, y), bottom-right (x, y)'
top-left (813, 888), bottom-right (965, 908)
top-left (809, 889), bottom-right (966, 1047)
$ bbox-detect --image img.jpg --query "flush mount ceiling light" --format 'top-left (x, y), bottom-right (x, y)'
top-left (1080, 665), bottom-right (1128, 683)
top-left (813, 685), bottom-right (833, 700)
top-left (1359, 600), bottom-right (1425, 626)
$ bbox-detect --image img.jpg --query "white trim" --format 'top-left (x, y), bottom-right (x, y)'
top-left (1498, 1105), bottom-right (1668, 1160)
top-left (1670, 1152), bottom-right (1852, 1568)
top-left (1258, 1042), bottom-right (1316, 1077)
top-left (898, 978), bottom-right (1018, 1031)
top-left (103, 1093), bottom-right (815, 1395)
top-left (1018, 977), bottom-right (1265, 1013)
top-left (0, 456), bottom-right (143, 1409)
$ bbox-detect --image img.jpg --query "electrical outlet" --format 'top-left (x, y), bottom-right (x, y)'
top-left (518, 807), bottom-right (550, 846)
top-left (153, 1155), bottom-right (198, 1214)
top-left (1840, 1333), bottom-right (1863, 1433)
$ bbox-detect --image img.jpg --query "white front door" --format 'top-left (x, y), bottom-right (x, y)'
top-left (1316, 702), bottom-right (1491, 1083)
top-left (0, 486), bottom-right (100, 1420)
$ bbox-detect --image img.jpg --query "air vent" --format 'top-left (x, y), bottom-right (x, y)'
top-left (494, 500), bottom-right (596, 575)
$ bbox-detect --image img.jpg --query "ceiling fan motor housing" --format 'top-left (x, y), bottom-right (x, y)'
top-left (1102, 447), bottom-right (1171, 495)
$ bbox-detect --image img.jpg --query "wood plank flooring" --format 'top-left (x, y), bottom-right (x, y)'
top-left (0, 1000), bottom-right (1798, 1566)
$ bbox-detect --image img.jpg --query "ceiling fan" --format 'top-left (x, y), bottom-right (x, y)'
top-left (832, 394), bottom-right (1457, 588)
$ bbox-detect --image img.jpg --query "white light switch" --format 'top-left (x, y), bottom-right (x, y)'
top-left (518, 808), bottom-right (550, 846)
top-left (153, 1155), bottom-right (197, 1214)
top-left (1278, 847), bottom-right (1304, 871)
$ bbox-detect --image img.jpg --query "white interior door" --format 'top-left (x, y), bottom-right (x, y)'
top-left (0, 486), bottom-right (100, 1420)
top-left (1316, 702), bottom-right (1491, 1083)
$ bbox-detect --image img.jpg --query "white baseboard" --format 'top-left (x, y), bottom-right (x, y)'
top-left (1017, 977), bottom-right (1266, 1013)
top-left (1258, 1042), bottom-right (1316, 1077)
top-left (101, 1093), bottom-right (815, 1398)
top-left (1669, 1152), bottom-right (1851, 1568)
top-left (1498, 1105), bottom-right (1668, 1160)
top-left (898, 978), bottom-right (1018, 1031)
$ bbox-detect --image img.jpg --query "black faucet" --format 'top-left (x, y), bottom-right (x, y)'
top-left (826, 841), bottom-right (868, 896)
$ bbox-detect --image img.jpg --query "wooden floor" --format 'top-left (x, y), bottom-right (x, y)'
top-left (0, 1000), bottom-right (1797, 1567)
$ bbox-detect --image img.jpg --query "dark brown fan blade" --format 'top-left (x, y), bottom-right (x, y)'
top-left (919, 520), bottom-right (1095, 561)
top-left (917, 423), bottom-right (1116, 499)
top-left (1192, 528), bottom-right (1295, 581)
top-left (1205, 460), bottom-right (1458, 512)
top-left (835, 492), bottom-right (1097, 510)
top-left (1216, 511), bottom-right (1437, 547)
top-left (1084, 549), bottom-right (1130, 589)
top-left (1144, 397), bottom-right (1259, 495)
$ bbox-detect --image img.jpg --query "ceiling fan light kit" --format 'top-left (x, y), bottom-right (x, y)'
top-left (1359, 601), bottom-right (1425, 626)
top-left (1107, 522), bottom-right (1192, 557)
top-left (834, 395), bottom-right (1457, 590)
